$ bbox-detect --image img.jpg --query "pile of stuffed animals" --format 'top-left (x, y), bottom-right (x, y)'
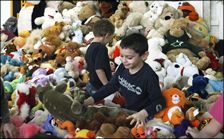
top-left (1, 0), bottom-right (223, 138)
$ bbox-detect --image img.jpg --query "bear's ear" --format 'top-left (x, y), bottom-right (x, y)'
top-left (193, 74), bottom-right (199, 78)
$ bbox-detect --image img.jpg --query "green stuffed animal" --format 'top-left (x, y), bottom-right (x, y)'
top-left (38, 81), bottom-right (135, 122)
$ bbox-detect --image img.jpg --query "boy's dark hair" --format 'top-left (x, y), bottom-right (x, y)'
top-left (93, 19), bottom-right (115, 37)
top-left (120, 33), bottom-right (148, 56)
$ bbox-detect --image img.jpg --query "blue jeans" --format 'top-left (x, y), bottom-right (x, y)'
top-left (86, 83), bottom-right (97, 96)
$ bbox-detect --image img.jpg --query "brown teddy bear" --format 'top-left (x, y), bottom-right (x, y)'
top-left (109, 1), bottom-right (129, 28)
top-left (78, 3), bottom-right (98, 23)
top-left (39, 35), bottom-right (62, 60)
top-left (96, 123), bottom-right (134, 138)
top-left (76, 110), bottom-right (134, 132)
top-left (151, 3), bottom-right (183, 39)
top-left (80, 15), bottom-right (101, 35)
top-left (55, 41), bottom-right (82, 66)
top-left (162, 18), bottom-right (210, 70)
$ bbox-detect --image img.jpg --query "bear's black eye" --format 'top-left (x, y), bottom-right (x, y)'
top-left (175, 64), bottom-right (180, 68)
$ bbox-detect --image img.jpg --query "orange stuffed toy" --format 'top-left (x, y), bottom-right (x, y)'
top-left (155, 88), bottom-right (186, 125)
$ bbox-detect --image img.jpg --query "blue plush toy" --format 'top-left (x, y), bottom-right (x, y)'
top-left (187, 74), bottom-right (209, 99)
top-left (173, 119), bottom-right (192, 138)
top-left (3, 71), bottom-right (15, 81)
top-left (42, 114), bottom-right (66, 138)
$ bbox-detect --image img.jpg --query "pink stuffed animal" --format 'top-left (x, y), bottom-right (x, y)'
top-left (11, 115), bottom-right (43, 138)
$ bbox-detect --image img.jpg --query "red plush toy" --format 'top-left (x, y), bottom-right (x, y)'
top-left (178, 2), bottom-right (199, 21)
top-left (16, 83), bottom-right (37, 121)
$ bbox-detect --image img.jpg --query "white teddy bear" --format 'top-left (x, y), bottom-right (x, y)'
top-left (140, 1), bottom-right (165, 28)
top-left (65, 56), bottom-right (79, 79)
top-left (34, 7), bottom-right (63, 29)
top-left (145, 37), bottom-right (171, 68)
top-left (147, 60), bottom-right (167, 91)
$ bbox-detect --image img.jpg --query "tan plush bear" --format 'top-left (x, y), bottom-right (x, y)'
top-left (162, 18), bottom-right (210, 70)
top-left (78, 4), bottom-right (97, 22)
top-left (109, 1), bottom-right (129, 28)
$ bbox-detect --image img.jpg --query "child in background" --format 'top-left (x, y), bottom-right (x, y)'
top-left (84, 33), bottom-right (166, 127)
top-left (85, 19), bottom-right (121, 106)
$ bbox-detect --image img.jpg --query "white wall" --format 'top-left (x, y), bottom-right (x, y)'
top-left (1, 1), bottom-right (11, 28)
top-left (0, 1), bottom-right (223, 39)
top-left (210, 1), bottom-right (223, 39)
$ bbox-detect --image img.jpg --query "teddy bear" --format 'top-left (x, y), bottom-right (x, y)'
top-left (155, 88), bottom-right (186, 126)
top-left (64, 56), bottom-right (80, 79)
top-left (146, 3), bottom-right (183, 39)
top-left (80, 15), bottom-right (101, 36)
top-left (78, 3), bottom-right (98, 24)
top-left (42, 22), bottom-right (64, 38)
top-left (162, 18), bottom-right (210, 70)
top-left (128, 1), bottom-right (151, 14)
top-left (22, 29), bottom-right (43, 55)
top-left (34, 6), bottom-right (63, 29)
top-left (57, 0), bottom-right (76, 13)
top-left (146, 60), bottom-right (167, 91)
top-left (55, 41), bottom-right (82, 66)
top-left (141, 1), bottom-right (165, 29)
top-left (96, 123), bottom-right (134, 138)
top-left (145, 37), bottom-right (170, 66)
top-left (187, 74), bottom-right (209, 99)
top-left (75, 110), bottom-right (134, 132)
top-left (39, 35), bottom-right (62, 60)
top-left (109, 1), bottom-right (129, 29)
top-left (115, 12), bottom-right (143, 37)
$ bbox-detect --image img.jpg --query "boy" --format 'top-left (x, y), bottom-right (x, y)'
top-left (84, 33), bottom-right (166, 127)
top-left (85, 19), bottom-right (121, 106)
top-left (85, 19), bottom-right (115, 94)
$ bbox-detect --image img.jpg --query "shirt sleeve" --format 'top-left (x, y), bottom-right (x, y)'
top-left (208, 94), bottom-right (223, 125)
top-left (144, 74), bottom-right (166, 118)
top-left (92, 66), bottom-right (121, 102)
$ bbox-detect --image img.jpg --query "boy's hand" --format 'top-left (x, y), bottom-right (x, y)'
top-left (127, 109), bottom-right (148, 127)
top-left (84, 97), bottom-right (95, 106)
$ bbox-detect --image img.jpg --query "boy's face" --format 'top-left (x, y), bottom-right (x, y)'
top-left (120, 48), bottom-right (145, 70)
